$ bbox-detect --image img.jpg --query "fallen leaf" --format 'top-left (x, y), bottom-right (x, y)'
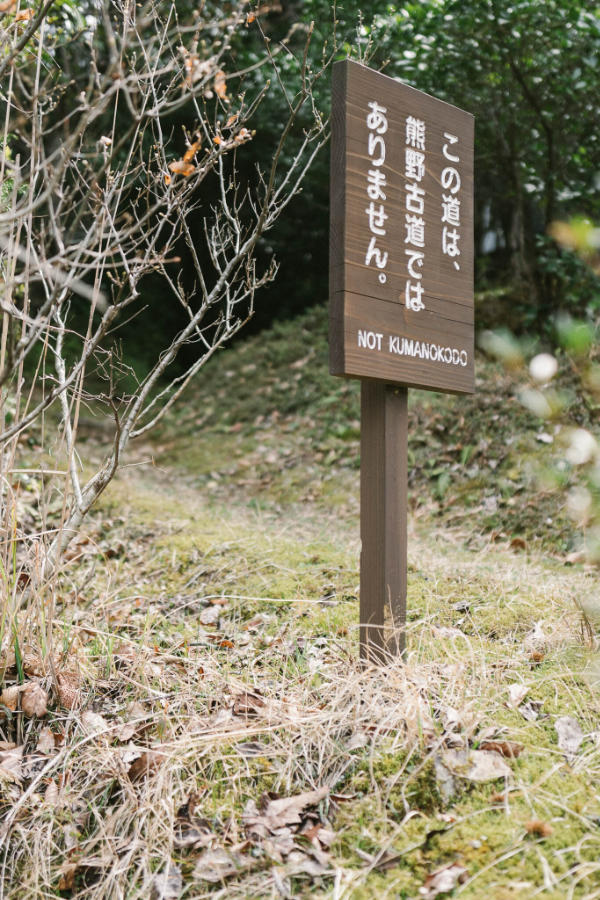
top-left (58, 862), bottom-right (78, 892)
top-left (520, 699), bottom-right (544, 722)
top-left (193, 848), bottom-right (250, 883)
top-left (441, 749), bottom-right (512, 783)
top-left (128, 750), bottom-right (162, 782)
top-left (479, 740), bottom-right (523, 759)
top-left (555, 716), bottom-right (584, 760)
top-left (56, 671), bottom-right (81, 710)
top-left (525, 820), bottom-right (553, 838)
top-left (199, 605), bottom-right (221, 626)
top-left (37, 726), bottom-right (57, 754)
top-left (284, 849), bottom-right (330, 877)
top-left (510, 537), bottom-right (527, 551)
top-left (0, 684), bottom-right (20, 712)
top-left (434, 754), bottom-right (457, 803)
top-left (508, 683), bottom-right (529, 707)
top-left (420, 863), bottom-right (468, 898)
top-left (21, 681), bottom-right (48, 717)
top-left (0, 745), bottom-right (23, 782)
top-left (22, 652), bottom-right (46, 676)
top-left (244, 786), bottom-right (328, 832)
top-left (44, 780), bottom-right (60, 806)
top-left (81, 711), bottom-right (108, 734)
top-left (345, 732), bottom-right (370, 751)
top-left (237, 741), bottom-right (267, 757)
top-left (232, 691), bottom-right (265, 717)
top-left (151, 863), bottom-right (182, 900)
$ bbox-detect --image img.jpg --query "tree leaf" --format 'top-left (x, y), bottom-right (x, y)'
top-left (555, 716), bottom-right (584, 760)
top-left (151, 863), bottom-right (183, 900)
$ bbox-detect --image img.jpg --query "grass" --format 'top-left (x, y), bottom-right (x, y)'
top-left (1, 305), bottom-right (599, 898)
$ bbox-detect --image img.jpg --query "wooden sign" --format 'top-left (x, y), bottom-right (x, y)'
top-left (329, 60), bottom-right (474, 662)
top-left (330, 59), bottom-right (474, 395)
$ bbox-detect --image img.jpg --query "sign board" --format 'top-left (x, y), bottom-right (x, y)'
top-left (330, 59), bottom-right (474, 395)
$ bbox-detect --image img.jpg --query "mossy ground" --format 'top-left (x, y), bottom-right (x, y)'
top-left (2, 305), bottom-right (600, 898)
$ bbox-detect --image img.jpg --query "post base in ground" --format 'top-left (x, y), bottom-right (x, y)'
top-left (360, 381), bottom-right (408, 663)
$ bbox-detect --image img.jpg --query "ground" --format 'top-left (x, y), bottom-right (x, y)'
top-left (1, 306), bottom-right (599, 899)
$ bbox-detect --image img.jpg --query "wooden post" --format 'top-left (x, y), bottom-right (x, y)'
top-left (360, 381), bottom-right (408, 662)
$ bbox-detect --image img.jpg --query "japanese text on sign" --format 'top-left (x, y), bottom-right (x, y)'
top-left (364, 101), bottom-right (389, 285)
top-left (404, 116), bottom-right (426, 312)
top-left (441, 133), bottom-right (461, 270)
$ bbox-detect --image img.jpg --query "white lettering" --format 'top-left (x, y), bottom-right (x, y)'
top-left (358, 329), bottom-right (383, 351)
top-left (459, 350), bottom-right (468, 367)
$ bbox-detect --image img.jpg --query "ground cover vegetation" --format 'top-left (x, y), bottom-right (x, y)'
top-left (2, 309), bottom-right (600, 898)
top-left (1, 0), bottom-right (600, 897)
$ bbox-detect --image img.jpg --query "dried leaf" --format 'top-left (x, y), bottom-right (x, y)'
top-left (346, 732), bottom-right (370, 751)
top-left (555, 716), bottom-right (584, 760)
top-left (183, 140), bottom-right (201, 163)
top-left (21, 681), bottom-right (48, 717)
top-left (15, 8), bottom-right (34, 21)
top-left (441, 749), bottom-right (512, 783)
top-left (0, 745), bottom-right (23, 782)
top-left (128, 750), bottom-right (162, 782)
top-left (0, 684), bottom-right (20, 712)
top-left (58, 862), bottom-right (78, 892)
top-left (237, 741), bottom-right (267, 757)
top-left (479, 740), bottom-right (523, 759)
top-left (37, 726), bottom-right (57, 754)
top-left (525, 820), bottom-right (553, 838)
top-left (22, 652), bottom-right (46, 676)
top-left (244, 786), bottom-right (328, 832)
top-left (193, 848), bottom-right (250, 883)
top-left (56, 671), bottom-right (81, 710)
top-left (520, 699), bottom-right (544, 722)
top-left (213, 135), bottom-right (223, 145)
top-left (508, 683), bottom-right (529, 708)
top-left (168, 160), bottom-right (195, 177)
top-left (151, 863), bottom-right (183, 900)
top-left (199, 605), bottom-right (221, 626)
top-left (81, 710), bottom-right (108, 734)
top-left (434, 754), bottom-right (456, 803)
top-left (214, 70), bottom-right (227, 100)
top-left (44, 780), bottom-right (59, 806)
top-left (232, 691), bottom-right (265, 717)
top-left (284, 849), bottom-right (330, 877)
top-left (234, 128), bottom-right (252, 143)
top-left (420, 863), bottom-right (468, 898)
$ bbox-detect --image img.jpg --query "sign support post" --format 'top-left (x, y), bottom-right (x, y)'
top-left (329, 59), bottom-right (474, 662)
top-left (360, 382), bottom-right (407, 661)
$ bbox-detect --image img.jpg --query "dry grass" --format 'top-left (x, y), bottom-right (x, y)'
top-left (1, 459), bottom-right (599, 899)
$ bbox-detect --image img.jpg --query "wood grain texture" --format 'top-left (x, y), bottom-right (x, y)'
top-left (360, 382), bottom-right (407, 661)
top-left (330, 59), bottom-right (475, 394)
